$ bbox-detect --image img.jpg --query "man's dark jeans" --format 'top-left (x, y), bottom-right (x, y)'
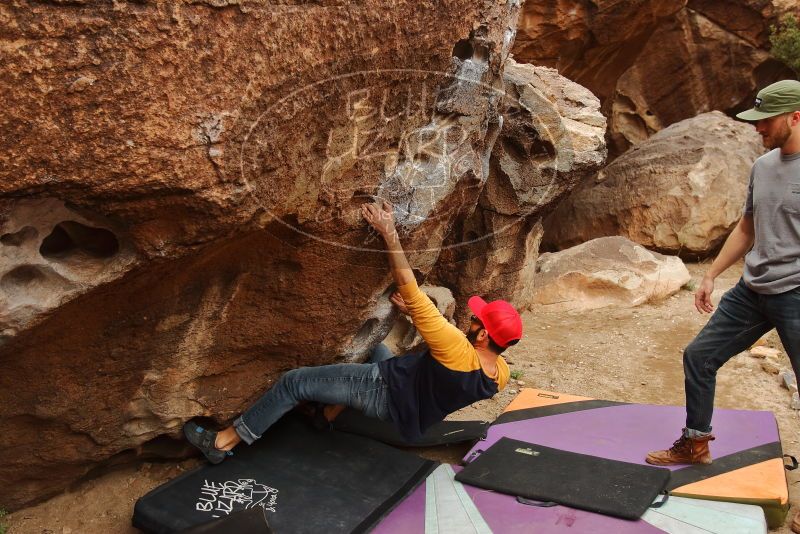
top-left (685, 278), bottom-right (800, 433)
top-left (233, 344), bottom-right (394, 444)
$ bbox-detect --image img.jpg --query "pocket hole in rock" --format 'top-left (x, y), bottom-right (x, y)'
top-left (501, 137), bottom-right (529, 161)
top-left (531, 137), bottom-right (556, 159)
top-left (1, 265), bottom-right (45, 288)
top-left (39, 221), bottom-right (119, 260)
top-left (453, 39), bottom-right (474, 61)
top-left (1, 226), bottom-right (38, 247)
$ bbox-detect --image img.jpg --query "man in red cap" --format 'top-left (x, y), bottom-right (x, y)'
top-left (184, 200), bottom-right (522, 462)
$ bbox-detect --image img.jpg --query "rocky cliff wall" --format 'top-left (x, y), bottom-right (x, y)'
top-left (512, 0), bottom-right (796, 156)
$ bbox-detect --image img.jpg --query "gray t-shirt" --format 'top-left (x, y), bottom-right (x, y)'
top-left (742, 149), bottom-right (800, 294)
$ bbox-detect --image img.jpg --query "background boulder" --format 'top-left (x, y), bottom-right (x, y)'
top-left (542, 111), bottom-right (764, 258)
top-left (532, 236), bottom-right (691, 311)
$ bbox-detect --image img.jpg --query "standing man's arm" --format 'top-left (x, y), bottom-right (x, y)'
top-left (695, 214), bottom-right (755, 313)
top-left (361, 201), bottom-right (415, 287)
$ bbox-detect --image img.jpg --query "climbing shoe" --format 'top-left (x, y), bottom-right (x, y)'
top-left (183, 421), bottom-right (230, 465)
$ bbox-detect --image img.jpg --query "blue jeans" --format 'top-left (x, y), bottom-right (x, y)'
top-left (233, 344), bottom-right (395, 444)
top-left (684, 279), bottom-right (800, 433)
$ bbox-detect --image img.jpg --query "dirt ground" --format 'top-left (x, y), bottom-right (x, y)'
top-left (6, 262), bottom-right (800, 533)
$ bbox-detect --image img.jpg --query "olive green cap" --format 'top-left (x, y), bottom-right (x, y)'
top-left (737, 80), bottom-right (800, 121)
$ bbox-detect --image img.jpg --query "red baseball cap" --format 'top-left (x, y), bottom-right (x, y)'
top-left (467, 296), bottom-right (523, 348)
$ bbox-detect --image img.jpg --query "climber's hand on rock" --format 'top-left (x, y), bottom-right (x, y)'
top-left (390, 291), bottom-right (410, 315)
top-left (361, 200), bottom-right (396, 237)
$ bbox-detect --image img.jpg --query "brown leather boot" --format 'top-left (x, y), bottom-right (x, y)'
top-left (646, 431), bottom-right (715, 465)
top-left (791, 510), bottom-right (800, 534)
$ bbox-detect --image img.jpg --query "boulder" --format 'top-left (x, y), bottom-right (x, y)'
top-left (531, 236), bottom-right (691, 311)
top-left (761, 358), bottom-right (782, 374)
top-left (543, 112), bottom-right (764, 258)
top-left (749, 346), bottom-right (782, 359)
top-left (780, 368), bottom-right (797, 393)
top-left (484, 60), bottom-right (608, 217)
top-left (433, 60), bottom-right (607, 319)
top-left (0, 0), bottom-right (522, 510)
top-left (383, 285), bottom-right (455, 355)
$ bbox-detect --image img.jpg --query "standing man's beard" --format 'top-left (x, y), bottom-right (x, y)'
top-left (763, 118), bottom-right (792, 149)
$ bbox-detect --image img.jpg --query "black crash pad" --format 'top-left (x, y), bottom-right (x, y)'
top-left (331, 408), bottom-right (489, 447)
top-left (177, 507), bottom-right (271, 533)
top-left (454, 437), bottom-right (671, 520)
top-left (133, 415), bottom-right (437, 534)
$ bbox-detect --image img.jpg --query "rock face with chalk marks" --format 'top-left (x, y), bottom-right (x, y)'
top-left (0, 1), bottom-right (523, 510)
top-left (432, 59), bottom-right (607, 319)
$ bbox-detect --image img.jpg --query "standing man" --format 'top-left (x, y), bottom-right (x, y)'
top-left (646, 79), bottom-right (800, 531)
top-left (183, 200), bottom-right (521, 462)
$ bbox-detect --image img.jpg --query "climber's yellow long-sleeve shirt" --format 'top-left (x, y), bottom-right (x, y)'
top-left (377, 279), bottom-right (509, 442)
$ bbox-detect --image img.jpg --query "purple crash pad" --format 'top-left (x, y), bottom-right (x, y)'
top-left (466, 404), bottom-right (778, 471)
top-left (374, 402), bottom-right (779, 533)
top-left (370, 473), bottom-right (426, 534)
top-left (463, 484), bottom-right (666, 534)
top-left (373, 465), bottom-right (666, 534)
